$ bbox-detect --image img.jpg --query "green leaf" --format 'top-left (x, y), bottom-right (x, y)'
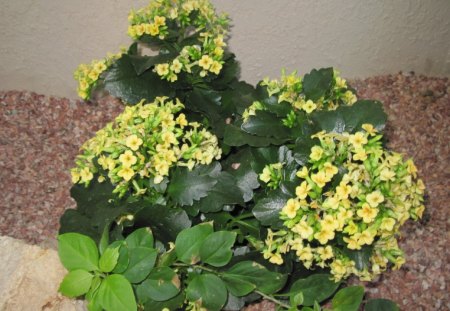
top-left (242, 111), bottom-right (291, 138)
top-left (200, 231), bottom-right (237, 267)
top-left (222, 261), bottom-right (287, 295)
top-left (252, 190), bottom-right (290, 227)
top-left (59, 270), bottom-right (93, 298)
top-left (290, 274), bottom-right (341, 306)
top-left (103, 54), bottom-right (174, 104)
top-left (99, 246), bottom-right (120, 273)
top-left (58, 233), bottom-right (99, 271)
top-left (134, 204), bottom-right (191, 244)
top-left (136, 267), bottom-right (180, 302)
top-left (290, 291), bottom-right (304, 307)
top-left (97, 274), bottom-right (137, 311)
top-left (129, 53), bottom-right (177, 75)
top-left (365, 299), bottom-right (399, 311)
top-left (332, 286), bottom-right (364, 311)
top-left (175, 222), bottom-right (213, 264)
top-left (193, 172), bottom-right (245, 213)
top-left (143, 292), bottom-right (185, 311)
top-left (311, 100), bottom-right (386, 134)
top-left (303, 67), bottom-right (334, 101)
top-left (341, 245), bottom-right (373, 271)
top-left (125, 227), bottom-right (154, 249)
top-left (122, 247), bottom-right (157, 283)
top-left (256, 84), bottom-right (292, 116)
top-left (167, 163), bottom-right (218, 206)
top-left (186, 274), bottom-right (228, 311)
top-left (223, 122), bottom-right (288, 147)
top-left (111, 241), bottom-right (129, 274)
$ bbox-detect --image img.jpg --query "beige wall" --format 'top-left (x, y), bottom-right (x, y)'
top-left (1, 0), bottom-right (449, 99)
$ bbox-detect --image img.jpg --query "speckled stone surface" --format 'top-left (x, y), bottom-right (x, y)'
top-left (0, 73), bottom-right (448, 310)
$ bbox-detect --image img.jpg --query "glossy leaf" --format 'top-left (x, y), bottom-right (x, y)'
top-left (186, 274), bottom-right (228, 311)
top-left (332, 286), bottom-right (364, 311)
top-left (242, 111), bottom-right (291, 138)
top-left (199, 231), bottom-right (237, 267)
top-left (122, 247), bottom-right (157, 283)
top-left (290, 274), bottom-right (340, 306)
top-left (59, 270), bottom-right (93, 298)
top-left (125, 227), bottom-right (154, 249)
top-left (129, 53), bottom-right (176, 75)
top-left (97, 274), bottom-right (137, 311)
top-left (302, 67), bottom-right (334, 101)
top-left (252, 190), bottom-right (290, 227)
top-left (175, 222), bottom-right (214, 264)
top-left (136, 267), bottom-right (180, 302)
top-left (58, 233), bottom-right (99, 271)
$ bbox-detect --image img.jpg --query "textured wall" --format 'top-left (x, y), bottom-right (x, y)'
top-left (1, 0), bottom-right (449, 98)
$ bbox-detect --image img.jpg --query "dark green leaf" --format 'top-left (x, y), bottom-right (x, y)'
top-left (256, 84), bottom-right (292, 116)
top-left (58, 233), bottom-right (99, 271)
top-left (365, 299), bottom-right (399, 311)
top-left (186, 274), bottom-right (228, 311)
top-left (303, 67), bottom-right (334, 101)
top-left (134, 204), bottom-right (191, 244)
top-left (332, 286), bottom-right (364, 311)
top-left (341, 245), bottom-right (373, 271)
top-left (125, 227), bottom-right (154, 249)
top-left (143, 292), bottom-right (185, 311)
top-left (103, 54), bottom-right (174, 104)
top-left (97, 274), bottom-right (137, 311)
top-left (59, 270), bottom-right (93, 298)
top-left (175, 222), bottom-right (213, 264)
top-left (122, 247), bottom-right (157, 283)
top-left (311, 100), bottom-right (386, 134)
top-left (200, 231), bottom-right (237, 267)
top-left (290, 274), bottom-right (340, 306)
top-left (222, 261), bottom-right (287, 295)
top-left (223, 122), bottom-right (288, 147)
top-left (293, 136), bottom-right (319, 166)
top-left (252, 190), bottom-right (290, 227)
top-left (129, 53), bottom-right (176, 75)
top-left (136, 267), bottom-right (180, 302)
top-left (242, 111), bottom-right (291, 139)
top-left (167, 163), bottom-right (218, 206)
top-left (290, 291), bottom-right (304, 307)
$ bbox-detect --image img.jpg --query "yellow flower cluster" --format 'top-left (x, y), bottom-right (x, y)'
top-left (71, 97), bottom-right (222, 197)
top-left (73, 50), bottom-right (125, 100)
top-left (259, 162), bottom-right (284, 190)
top-left (262, 125), bottom-right (425, 281)
top-left (258, 69), bottom-right (357, 115)
top-left (127, 0), bottom-right (229, 82)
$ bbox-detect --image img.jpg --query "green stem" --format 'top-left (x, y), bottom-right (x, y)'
top-left (234, 212), bottom-right (254, 221)
top-left (255, 290), bottom-right (291, 310)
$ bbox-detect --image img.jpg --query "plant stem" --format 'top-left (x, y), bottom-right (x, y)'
top-left (255, 290), bottom-right (291, 310)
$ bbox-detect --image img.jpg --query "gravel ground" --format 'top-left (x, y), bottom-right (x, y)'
top-left (0, 72), bottom-right (448, 310)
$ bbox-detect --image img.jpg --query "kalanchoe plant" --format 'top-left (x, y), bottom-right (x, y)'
top-left (59, 0), bottom-right (424, 310)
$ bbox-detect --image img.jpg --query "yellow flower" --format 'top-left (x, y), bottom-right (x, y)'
top-left (317, 246), bottom-right (334, 261)
top-left (414, 205), bottom-right (425, 218)
top-left (79, 80), bottom-right (89, 91)
top-left (170, 59), bottom-right (183, 74)
top-left (336, 181), bottom-right (352, 200)
top-left (119, 150), bottom-right (137, 167)
top-left (358, 230), bottom-right (374, 245)
top-left (259, 167), bottom-right (272, 183)
top-left (323, 196), bottom-right (340, 210)
top-left (209, 61), bottom-right (223, 74)
top-left (135, 24), bottom-right (145, 36)
top-left (176, 113), bottom-right (188, 127)
top-left (357, 203), bottom-right (379, 223)
top-left (198, 55), bottom-right (213, 70)
top-left (156, 63), bottom-right (170, 76)
top-left (88, 70), bottom-right (100, 81)
top-left (311, 171), bottom-right (328, 188)
top-left (314, 229), bottom-right (335, 245)
top-left (292, 220), bottom-right (314, 239)
top-left (125, 134), bottom-right (143, 151)
top-left (343, 90), bottom-right (357, 104)
top-left (161, 131), bottom-right (177, 145)
top-left (349, 132), bottom-right (368, 148)
top-left (269, 253), bottom-right (283, 265)
top-left (406, 159), bottom-right (418, 178)
top-left (154, 15), bottom-right (166, 26)
top-left (93, 62), bottom-right (107, 72)
top-left (344, 221), bottom-right (358, 235)
top-left (302, 100), bottom-right (317, 114)
top-left (297, 245), bottom-right (313, 262)
top-left (320, 214), bottom-right (338, 231)
top-left (80, 167), bottom-right (93, 183)
top-left (295, 181), bottom-right (311, 199)
top-left (380, 168), bottom-right (395, 181)
top-left (214, 35), bottom-right (225, 47)
top-left (344, 234), bottom-right (361, 250)
top-left (362, 123), bottom-right (377, 135)
top-left (335, 77), bottom-right (346, 88)
top-left (380, 217), bottom-right (396, 231)
top-left (71, 169), bottom-right (80, 183)
top-left (282, 199), bottom-right (300, 219)
top-left (323, 162), bottom-right (338, 178)
top-left (310, 146), bottom-right (324, 161)
top-left (366, 190), bottom-right (384, 208)
top-left (353, 148), bottom-right (367, 161)
top-left (118, 167), bottom-right (134, 181)
top-left (296, 166), bottom-right (309, 178)
top-left (154, 175), bottom-right (164, 184)
top-left (214, 47), bottom-right (224, 56)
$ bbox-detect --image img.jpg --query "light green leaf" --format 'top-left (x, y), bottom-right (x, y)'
top-left (290, 274), bottom-right (340, 306)
top-left (186, 274), bottom-right (228, 311)
top-left (222, 261), bottom-right (287, 295)
top-left (59, 270), bottom-right (93, 298)
top-left (97, 274), bottom-right (137, 311)
top-left (200, 231), bottom-right (237, 267)
top-left (136, 267), bottom-right (180, 302)
top-left (365, 299), bottom-right (399, 311)
top-left (58, 233), bottom-right (99, 271)
top-left (332, 286), bottom-right (364, 311)
top-left (122, 247), bottom-right (157, 284)
top-left (175, 222), bottom-right (213, 264)
top-left (99, 246), bottom-right (120, 273)
top-left (125, 227), bottom-right (154, 249)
